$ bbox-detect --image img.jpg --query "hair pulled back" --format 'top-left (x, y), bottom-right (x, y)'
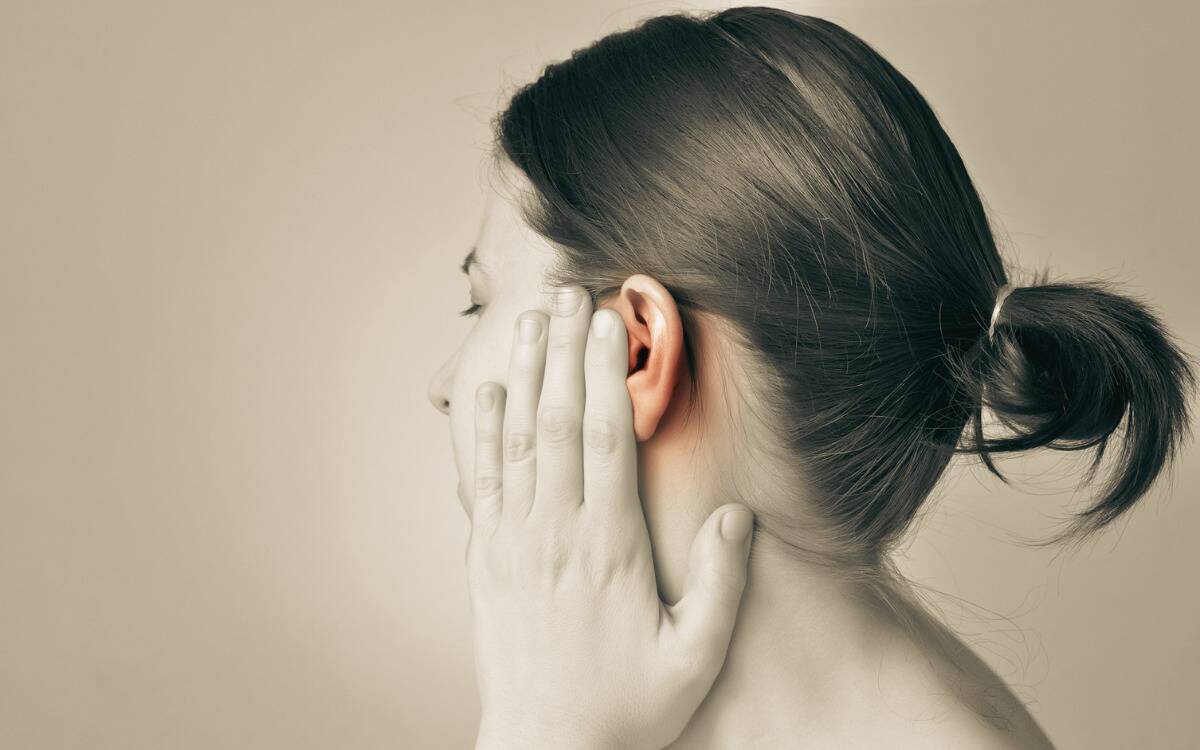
top-left (490, 6), bottom-right (1196, 564)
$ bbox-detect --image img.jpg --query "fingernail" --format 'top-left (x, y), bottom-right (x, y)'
top-left (477, 385), bottom-right (494, 411)
top-left (592, 310), bottom-right (615, 338)
top-left (720, 508), bottom-right (753, 542)
top-left (550, 287), bottom-right (583, 316)
top-left (519, 317), bottom-right (541, 343)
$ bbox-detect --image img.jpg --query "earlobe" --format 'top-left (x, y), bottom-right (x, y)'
top-left (603, 274), bottom-right (686, 442)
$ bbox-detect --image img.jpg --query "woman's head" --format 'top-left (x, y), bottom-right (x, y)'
top-left (432, 7), bottom-right (1196, 579)
top-left (427, 162), bottom-right (708, 522)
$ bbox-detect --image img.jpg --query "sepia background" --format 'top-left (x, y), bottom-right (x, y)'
top-left (3, 1), bottom-right (1197, 748)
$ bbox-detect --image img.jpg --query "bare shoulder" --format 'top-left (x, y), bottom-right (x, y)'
top-left (761, 619), bottom-right (1057, 750)
top-left (866, 690), bottom-right (1056, 750)
top-left (816, 656), bottom-right (1055, 750)
top-left (854, 597), bottom-right (1058, 750)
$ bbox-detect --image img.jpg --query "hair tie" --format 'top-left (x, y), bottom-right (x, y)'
top-left (987, 283), bottom-right (1015, 342)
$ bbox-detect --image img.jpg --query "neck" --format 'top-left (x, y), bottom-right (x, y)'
top-left (638, 434), bottom-right (914, 745)
top-left (666, 539), bottom-right (912, 747)
top-left (636, 320), bottom-right (937, 745)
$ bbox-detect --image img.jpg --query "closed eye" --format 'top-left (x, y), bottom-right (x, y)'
top-left (459, 302), bottom-right (483, 318)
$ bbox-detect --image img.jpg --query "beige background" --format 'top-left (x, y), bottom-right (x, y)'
top-left (2, 1), bottom-right (1197, 748)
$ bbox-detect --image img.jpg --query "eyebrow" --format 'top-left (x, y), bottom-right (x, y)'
top-left (460, 247), bottom-right (477, 275)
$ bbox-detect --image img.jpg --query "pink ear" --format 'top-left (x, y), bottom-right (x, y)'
top-left (607, 275), bottom-right (686, 442)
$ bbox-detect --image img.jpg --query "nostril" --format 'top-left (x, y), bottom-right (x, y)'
top-left (427, 382), bottom-right (452, 415)
top-left (432, 395), bottom-right (450, 415)
top-left (427, 356), bottom-right (457, 415)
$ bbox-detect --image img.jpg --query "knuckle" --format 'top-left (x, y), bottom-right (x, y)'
top-left (546, 333), bottom-right (575, 355)
top-left (474, 473), bottom-right (502, 496)
top-left (504, 430), bottom-right (535, 462)
top-left (537, 405), bottom-right (580, 445)
top-left (589, 550), bottom-right (625, 587)
top-left (475, 427), bottom-right (500, 448)
top-left (541, 537), bottom-right (571, 577)
top-left (583, 416), bottom-right (620, 456)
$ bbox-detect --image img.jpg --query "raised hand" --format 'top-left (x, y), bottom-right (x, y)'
top-left (467, 284), bottom-right (756, 750)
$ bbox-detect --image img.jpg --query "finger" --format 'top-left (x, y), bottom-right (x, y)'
top-left (501, 310), bottom-right (548, 523)
top-left (532, 285), bottom-right (593, 517)
top-left (472, 381), bottom-right (506, 540)
top-left (582, 308), bottom-right (639, 523)
top-left (667, 504), bottom-right (754, 673)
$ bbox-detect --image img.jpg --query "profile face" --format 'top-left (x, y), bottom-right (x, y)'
top-left (426, 163), bottom-right (560, 517)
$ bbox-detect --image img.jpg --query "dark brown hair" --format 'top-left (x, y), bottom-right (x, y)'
top-left (489, 7), bottom-right (1196, 569)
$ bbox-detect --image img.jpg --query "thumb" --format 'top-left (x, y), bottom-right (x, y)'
top-left (668, 503), bottom-right (754, 664)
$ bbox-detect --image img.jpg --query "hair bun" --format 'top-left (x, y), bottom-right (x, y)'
top-left (959, 277), bottom-right (1196, 545)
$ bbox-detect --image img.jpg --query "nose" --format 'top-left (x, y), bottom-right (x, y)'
top-left (427, 353), bottom-right (454, 415)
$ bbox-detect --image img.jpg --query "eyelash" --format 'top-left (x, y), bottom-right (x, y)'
top-left (459, 302), bottom-right (483, 318)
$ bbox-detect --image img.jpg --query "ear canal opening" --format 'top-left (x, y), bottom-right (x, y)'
top-left (633, 346), bottom-right (650, 373)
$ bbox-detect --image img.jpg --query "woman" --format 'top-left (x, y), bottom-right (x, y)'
top-left (427, 7), bottom-right (1195, 748)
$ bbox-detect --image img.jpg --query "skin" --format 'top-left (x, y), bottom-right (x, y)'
top-left (428, 158), bottom-right (1058, 749)
top-left (463, 284), bottom-right (756, 750)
